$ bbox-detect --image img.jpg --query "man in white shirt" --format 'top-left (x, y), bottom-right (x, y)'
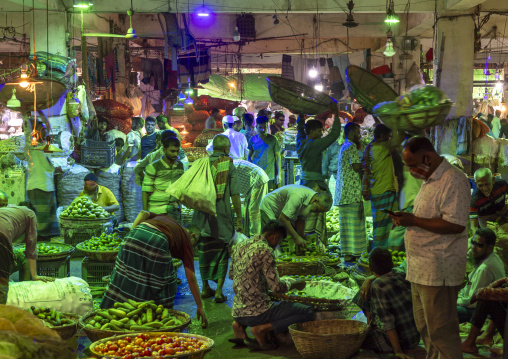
top-left (488, 110), bottom-right (502, 139)
top-left (457, 228), bottom-right (505, 323)
top-left (260, 185), bottom-right (332, 247)
top-left (125, 117), bottom-right (144, 162)
top-left (390, 136), bottom-right (470, 359)
top-left (207, 115), bottom-right (248, 160)
top-left (205, 108), bottom-right (221, 130)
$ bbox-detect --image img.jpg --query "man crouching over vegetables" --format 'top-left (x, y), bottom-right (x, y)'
top-left (101, 210), bottom-right (208, 328)
top-left (228, 220), bottom-right (315, 350)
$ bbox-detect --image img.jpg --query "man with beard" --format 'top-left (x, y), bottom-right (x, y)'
top-left (456, 228), bottom-right (505, 323)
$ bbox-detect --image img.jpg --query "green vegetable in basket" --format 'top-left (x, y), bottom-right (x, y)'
top-left (373, 101), bottom-right (400, 115)
top-left (81, 232), bottom-right (123, 251)
top-left (86, 300), bottom-right (183, 332)
top-left (59, 197), bottom-right (109, 219)
top-left (27, 307), bottom-right (74, 327)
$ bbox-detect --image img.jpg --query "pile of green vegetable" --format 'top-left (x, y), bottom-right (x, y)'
top-left (80, 233), bottom-right (123, 251)
top-left (359, 249), bottom-right (406, 266)
top-left (60, 196), bottom-right (109, 219)
top-left (28, 307), bottom-right (75, 327)
top-left (84, 300), bottom-right (185, 332)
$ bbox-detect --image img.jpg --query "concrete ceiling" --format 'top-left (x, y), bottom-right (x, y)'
top-left (0, 0), bottom-right (507, 70)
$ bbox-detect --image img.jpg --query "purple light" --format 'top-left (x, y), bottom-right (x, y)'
top-left (196, 5), bottom-right (210, 17)
top-left (197, 12), bottom-right (209, 17)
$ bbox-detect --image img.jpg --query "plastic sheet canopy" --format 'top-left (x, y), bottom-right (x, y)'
top-left (201, 74), bottom-right (277, 102)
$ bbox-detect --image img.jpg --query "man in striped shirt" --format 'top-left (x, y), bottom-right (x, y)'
top-left (142, 136), bottom-right (184, 223)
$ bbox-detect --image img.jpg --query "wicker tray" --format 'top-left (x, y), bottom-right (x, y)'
top-left (45, 312), bottom-right (80, 340)
top-left (75, 242), bottom-right (119, 262)
top-left (13, 243), bottom-right (75, 261)
top-left (80, 309), bottom-right (192, 342)
top-left (346, 65), bottom-right (398, 114)
top-left (89, 331), bottom-right (214, 359)
top-left (269, 292), bottom-right (345, 312)
top-left (289, 319), bottom-right (369, 359)
top-left (267, 76), bottom-right (338, 115)
top-left (375, 102), bottom-right (454, 131)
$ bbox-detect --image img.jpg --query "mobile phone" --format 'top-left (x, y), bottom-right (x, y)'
top-left (381, 209), bottom-right (396, 215)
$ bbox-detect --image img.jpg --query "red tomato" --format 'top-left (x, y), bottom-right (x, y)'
top-left (133, 338), bottom-right (143, 346)
top-left (125, 345), bottom-right (133, 351)
top-left (142, 349), bottom-right (151, 357)
top-left (110, 344), bottom-right (119, 351)
top-left (165, 348), bottom-right (176, 355)
top-left (156, 338), bottom-right (164, 345)
top-left (152, 345), bottom-right (161, 352)
top-left (125, 337), bottom-right (132, 343)
top-left (147, 339), bottom-right (156, 346)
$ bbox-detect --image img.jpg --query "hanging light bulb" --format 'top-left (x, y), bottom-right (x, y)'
top-left (6, 89), bottom-right (21, 109)
top-left (495, 72), bottom-right (500, 80)
top-left (385, 1), bottom-right (400, 24)
top-left (233, 26), bottom-right (240, 42)
top-left (496, 81), bottom-right (504, 90)
top-left (383, 30), bottom-right (396, 57)
top-left (273, 14), bottom-right (280, 25)
top-left (487, 52), bottom-right (492, 60)
top-left (73, 0), bottom-right (92, 8)
top-left (314, 83), bottom-right (324, 92)
top-left (308, 66), bottom-right (318, 78)
top-left (184, 94), bottom-right (194, 105)
top-left (19, 71), bottom-right (29, 88)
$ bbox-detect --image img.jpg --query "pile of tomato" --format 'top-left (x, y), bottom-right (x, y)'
top-left (94, 333), bottom-right (208, 358)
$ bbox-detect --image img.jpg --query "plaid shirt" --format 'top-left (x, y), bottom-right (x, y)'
top-left (370, 268), bottom-right (420, 350)
top-left (229, 235), bottom-right (290, 317)
top-left (469, 179), bottom-right (508, 220)
top-left (233, 159), bottom-right (269, 196)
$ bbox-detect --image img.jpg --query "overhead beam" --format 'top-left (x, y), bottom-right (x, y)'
top-left (445, 0), bottom-right (488, 10)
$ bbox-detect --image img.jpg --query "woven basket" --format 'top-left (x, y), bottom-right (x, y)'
top-left (346, 65), bottom-right (398, 114)
top-left (375, 102), bottom-right (454, 131)
top-left (79, 310), bottom-right (191, 342)
top-left (276, 260), bottom-right (327, 276)
top-left (89, 332), bottom-right (214, 359)
top-left (269, 292), bottom-right (344, 312)
top-left (13, 243), bottom-right (74, 262)
top-left (267, 76), bottom-right (338, 115)
top-left (47, 313), bottom-right (79, 340)
top-left (75, 242), bottom-right (119, 262)
top-left (289, 319), bottom-right (370, 359)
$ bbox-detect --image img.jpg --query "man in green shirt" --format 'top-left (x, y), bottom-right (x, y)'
top-left (142, 136), bottom-right (185, 222)
top-left (296, 105), bottom-right (342, 193)
top-left (362, 124), bottom-right (400, 248)
top-left (156, 114), bottom-right (182, 141)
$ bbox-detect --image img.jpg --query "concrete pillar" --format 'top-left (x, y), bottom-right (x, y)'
top-left (392, 37), bottom-right (422, 94)
top-left (30, 10), bottom-right (67, 56)
top-left (433, 7), bottom-right (475, 117)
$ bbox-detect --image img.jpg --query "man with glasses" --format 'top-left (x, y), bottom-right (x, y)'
top-left (457, 228), bottom-right (505, 323)
top-left (270, 112), bottom-right (285, 135)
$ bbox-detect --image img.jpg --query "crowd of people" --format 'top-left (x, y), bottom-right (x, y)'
top-left (3, 105), bottom-right (508, 357)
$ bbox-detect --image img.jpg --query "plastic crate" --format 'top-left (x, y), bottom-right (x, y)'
top-left (19, 256), bottom-right (71, 279)
top-left (81, 257), bottom-right (115, 287)
top-left (81, 139), bottom-right (115, 167)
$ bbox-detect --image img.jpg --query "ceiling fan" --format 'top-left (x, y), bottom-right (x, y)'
top-left (342, 0), bottom-right (359, 28)
top-left (82, 0), bottom-right (137, 39)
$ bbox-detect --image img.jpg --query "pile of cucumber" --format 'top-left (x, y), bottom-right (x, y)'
top-left (29, 307), bottom-right (75, 327)
top-left (84, 300), bottom-right (184, 332)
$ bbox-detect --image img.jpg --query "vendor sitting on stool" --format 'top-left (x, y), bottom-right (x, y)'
top-left (78, 173), bottom-right (120, 225)
top-left (229, 220), bottom-right (315, 350)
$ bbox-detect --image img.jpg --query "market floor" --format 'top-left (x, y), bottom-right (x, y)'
top-left (62, 258), bottom-right (502, 359)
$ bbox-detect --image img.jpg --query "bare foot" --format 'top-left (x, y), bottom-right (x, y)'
top-left (232, 321), bottom-right (247, 339)
top-left (251, 323), bottom-right (273, 347)
top-left (461, 340), bottom-right (479, 354)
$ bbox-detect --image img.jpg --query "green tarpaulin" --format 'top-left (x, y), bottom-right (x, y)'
top-left (201, 74), bottom-right (279, 102)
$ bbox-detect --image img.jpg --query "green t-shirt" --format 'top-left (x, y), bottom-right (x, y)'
top-left (369, 142), bottom-right (396, 196)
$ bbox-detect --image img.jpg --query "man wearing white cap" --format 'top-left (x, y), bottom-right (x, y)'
top-left (207, 115), bottom-right (249, 160)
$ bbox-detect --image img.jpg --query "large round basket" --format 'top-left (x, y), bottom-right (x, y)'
top-left (267, 76), bottom-right (337, 115)
top-left (345, 65), bottom-right (398, 114)
top-left (89, 332), bottom-right (214, 359)
top-left (276, 260), bottom-right (327, 276)
top-left (13, 243), bottom-right (74, 261)
top-left (270, 292), bottom-right (344, 312)
top-left (79, 310), bottom-right (191, 342)
top-left (46, 312), bottom-right (80, 340)
top-left (59, 216), bottom-right (113, 247)
top-left (374, 101), bottom-right (454, 131)
top-left (289, 319), bottom-right (369, 359)
top-left (75, 242), bottom-right (119, 262)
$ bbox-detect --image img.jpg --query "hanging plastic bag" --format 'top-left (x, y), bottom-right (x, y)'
top-left (166, 157), bottom-right (217, 216)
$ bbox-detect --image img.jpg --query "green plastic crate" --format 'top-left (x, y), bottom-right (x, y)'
top-left (81, 257), bottom-right (114, 287)
top-left (19, 256), bottom-right (70, 280)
